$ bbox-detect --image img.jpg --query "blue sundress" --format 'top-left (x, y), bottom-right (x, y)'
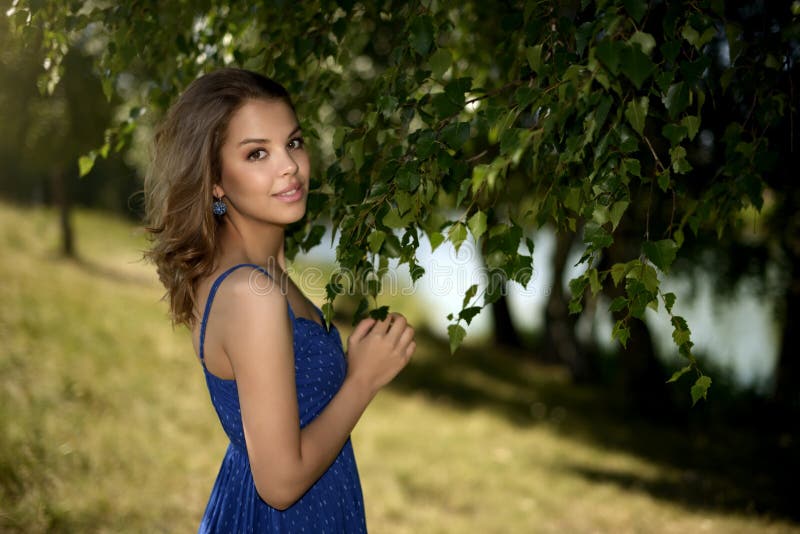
top-left (197, 263), bottom-right (367, 533)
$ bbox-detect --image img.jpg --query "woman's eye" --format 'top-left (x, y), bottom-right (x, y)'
top-left (288, 137), bottom-right (305, 150)
top-left (247, 148), bottom-right (268, 161)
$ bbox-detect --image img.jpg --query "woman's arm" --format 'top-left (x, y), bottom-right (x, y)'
top-left (214, 271), bottom-right (414, 510)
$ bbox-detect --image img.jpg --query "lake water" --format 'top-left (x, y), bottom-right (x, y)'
top-left (301, 228), bottom-right (779, 392)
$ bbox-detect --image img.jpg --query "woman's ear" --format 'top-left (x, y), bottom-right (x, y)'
top-left (213, 183), bottom-right (225, 199)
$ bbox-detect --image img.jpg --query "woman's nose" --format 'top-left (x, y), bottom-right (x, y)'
top-left (280, 150), bottom-right (298, 176)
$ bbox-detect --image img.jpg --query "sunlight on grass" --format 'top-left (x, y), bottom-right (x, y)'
top-left (0, 201), bottom-right (796, 533)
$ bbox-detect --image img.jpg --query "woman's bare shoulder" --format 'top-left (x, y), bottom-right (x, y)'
top-left (192, 264), bottom-right (286, 344)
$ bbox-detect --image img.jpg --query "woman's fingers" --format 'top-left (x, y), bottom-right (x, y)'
top-left (397, 323), bottom-right (415, 348)
top-left (350, 317), bottom-right (377, 343)
top-left (370, 315), bottom-right (393, 335)
top-left (385, 314), bottom-right (408, 342)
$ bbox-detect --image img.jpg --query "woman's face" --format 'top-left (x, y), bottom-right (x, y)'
top-left (214, 98), bottom-right (309, 227)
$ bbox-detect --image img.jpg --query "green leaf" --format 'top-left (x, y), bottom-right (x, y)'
top-left (583, 222), bottom-right (614, 251)
top-left (611, 261), bottom-right (633, 286)
top-left (462, 283), bottom-right (479, 308)
top-left (564, 187), bottom-right (582, 214)
top-left (431, 92), bottom-right (461, 119)
top-left (594, 95), bottom-right (614, 132)
top-left (624, 96), bottom-right (649, 135)
top-left (322, 302), bottom-right (335, 327)
top-left (448, 323), bottom-right (467, 354)
top-left (623, 158), bottom-right (642, 177)
top-left (78, 153), bottom-right (96, 177)
top-left (396, 165), bottom-right (421, 192)
top-left (596, 39), bottom-right (623, 75)
top-left (415, 130), bottom-right (437, 158)
top-left (459, 306), bottom-right (482, 325)
top-left (612, 320), bottom-right (631, 347)
top-left (514, 86), bottom-right (539, 109)
top-left (428, 48), bottom-right (452, 79)
top-left (663, 82), bottom-right (690, 119)
top-left (569, 274), bottom-right (589, 302)
top-left (609, 296), bottom-right (628, 313)
top-left (367, 278), bottom-right (381, 298)
top-left (333, 126), bottom-right (347, 153)
top-left (682, 22), bottom-right (715, 50)
top-left (623, 0), bottom-right (647, 23)
top-left (671, 315), bottom-right (691, 346)
top-left (467, 211), bottom-right (487, 240)
top-left (326, 278), bottom-right (344, 300)
top-left (409, 16), bottom-right (435, 56)
top-left (609, 200), bottom-right (629, 230)
top-left (628, 31), bottom-right (656, 55)
top-left (625, 278), bottom-right (655, 318)
top-left (410, 262), bottom-right (425, 282)
top-left (470, 164), bottom-right (495, 197)
top-left (681, 115), bottom-right (701, 141)
top-left (691, 375), bottom-right (712, 405)
top-left (445, 77), bottom-right (471, 107)
top-left (667, 364), bottom-right (692, 383)
top-left (383, 208), bottom-right (407, 229)
top-left (681, 22), bottom-right (700, 47)
top-left (429, 231), bottom-right (445, 252)
top-left (619, 46), bottom-right (656, 89)
top-left (663, 292), bottom-right (677, 313)
top-left (101, 75), bottom-right (114, 102)
top-left (367, 230), bottom-right (386, 253)
top-left (643, 239), bottom-right (678, 272)
top-left (98, 141), bottom-right (111, 159)
top-left (657, 170), bottom-right (671, 192)
top-left (350, 137), bottom-right (364, 169)
top-left (440, 122), bottom-right (471, 149)
top-left (662, 123), bottom-right (688, 146)
top-left (669, 145), bottom-right (692, 174)
top-left (526, 44), bottom-right (543, 73)
top-left (369, 305), bottom-right (390, 321)
top-left (511, 254), bottom-right (533, 286)
top-left (640, 264), bottom-right (660, 293)
top-left (448, 222), bottom-right (468, 252)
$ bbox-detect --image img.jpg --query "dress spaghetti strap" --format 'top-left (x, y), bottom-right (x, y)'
top-left (198, 263), bottom-right (277, 363)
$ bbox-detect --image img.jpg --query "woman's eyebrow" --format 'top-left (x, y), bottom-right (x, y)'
top-left (238, 137), bottom-right (268, 146)
top-left (237, 125), bottom-right (302, 146)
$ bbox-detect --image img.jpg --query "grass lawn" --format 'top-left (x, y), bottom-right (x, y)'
top-left (0, 201), bottom-right (797, 533)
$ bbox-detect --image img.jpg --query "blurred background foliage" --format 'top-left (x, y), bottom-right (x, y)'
top-left (1, 0), bottom-right (799, 532)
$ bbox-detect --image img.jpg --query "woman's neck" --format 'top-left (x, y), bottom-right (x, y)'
top-left (216, 218), bottom-right (287, 272)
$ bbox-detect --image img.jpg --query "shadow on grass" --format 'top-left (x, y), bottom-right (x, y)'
top-left (562, 463), bottom-right (788, 520)
top-left (71, 255), bottom-right (154, 287)
top-left (386, 328), bottom-right (800, 523)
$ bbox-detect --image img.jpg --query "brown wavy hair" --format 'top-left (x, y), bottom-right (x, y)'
top-left (144, 68), bottom-right (294, 328)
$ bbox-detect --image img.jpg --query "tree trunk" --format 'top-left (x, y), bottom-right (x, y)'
top-left (491, 292), bottom-right (523, 349)
top-left (601, 222), bottom-right (672, 417)
top-left (539, 230), bottom-right (598, 380)
top-left (51, 165), bottom-right (74, 257)
top-left (482, 210), bottom-right (524, 350)
top-left (773, 255), bottom-right (800, 414)
top-left (618, 312), bottom-right (671, 416)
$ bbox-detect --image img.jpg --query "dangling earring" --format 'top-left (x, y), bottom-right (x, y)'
top-left (212, 196), bottom-right (227, 216)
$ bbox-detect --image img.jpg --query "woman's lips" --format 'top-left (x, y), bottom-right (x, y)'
top-left (273, 185), bottom-right (304, 202)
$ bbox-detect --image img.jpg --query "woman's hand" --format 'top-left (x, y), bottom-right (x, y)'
top-left (346, 313), bottom-right (416, 395)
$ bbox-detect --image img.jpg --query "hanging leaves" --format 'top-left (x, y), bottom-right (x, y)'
top-left (18, 0), bottom-right (795, 405)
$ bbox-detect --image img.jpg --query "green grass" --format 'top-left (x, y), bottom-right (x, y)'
top-left (0, 201), bottom-right (797, 533)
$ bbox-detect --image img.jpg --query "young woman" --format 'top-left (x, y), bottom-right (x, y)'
top-left (145, 68), bottom-right (416, 532)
